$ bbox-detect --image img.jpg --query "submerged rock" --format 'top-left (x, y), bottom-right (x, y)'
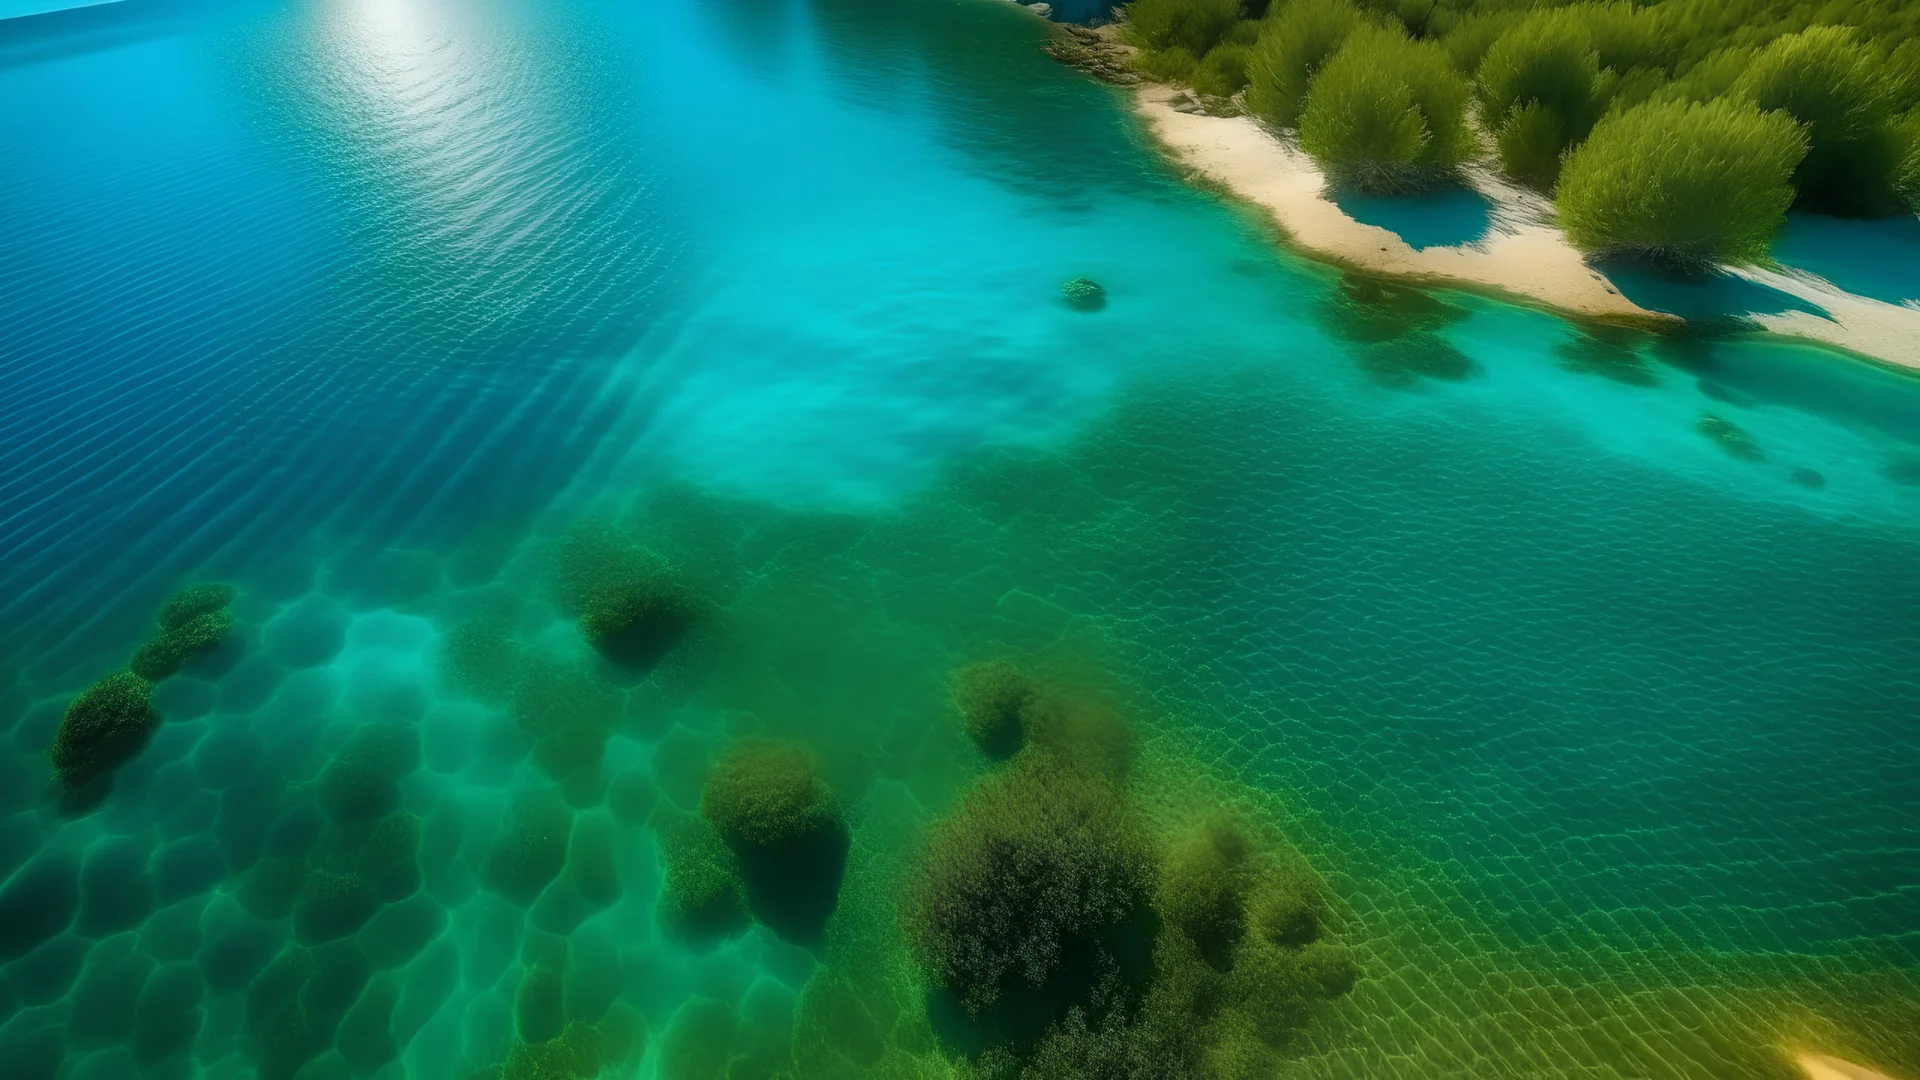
top-left (1697, 414), bottom-right (1764, 461)
top-left (1061, 276), bottom-right (1107, 311)
top-left (1043, 25), bottom-right (1139, 86)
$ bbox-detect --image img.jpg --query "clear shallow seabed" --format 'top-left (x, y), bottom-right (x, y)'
top-left (2, 0), bottom-right (1918, 1078)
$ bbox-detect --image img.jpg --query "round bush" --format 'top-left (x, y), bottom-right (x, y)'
top-left (1246, 0), bottom-right (1367, 128)
top-left (51, 672), bottom-right (156, 787)
top-left (130, 610), bottom-right (232, 681)
top-left (700, 740), bottom-right (837, 852)
top-left (157, 583), bottom-right (236, 631)
top-left (1477, 11), bottom-right (1604, 187)
top-left (1299, 27), bottom-right (1475, 192)
top-left (951, 661), bottom-right (1036, 760)
top-left (905, 758), bottom-right (1153, 1017)
top-left (1191, 43), bottom-right (1253, 98)
top-left (1556, 98), bottom-right (1807, 271)
top-left (1735, 26), bottom-right (1903, 216)
top-left (1126, 0), bottom-right (1241, 59)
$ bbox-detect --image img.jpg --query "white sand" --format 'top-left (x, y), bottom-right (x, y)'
top-left (1128, 83), bottom-right (1920, 373)
top-left (1727, 265), bottom-right (1920, 373)
top-left (1128, 85), bottom-right (1659, 321)
top-left (1797, 1051), bottom-right (1905, 1080)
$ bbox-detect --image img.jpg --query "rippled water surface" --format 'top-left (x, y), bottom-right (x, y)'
top-left (3, 1), bottom-right (1918, 1078)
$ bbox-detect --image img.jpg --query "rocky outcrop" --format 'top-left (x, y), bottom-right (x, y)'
top-left (1045, 25), bottom-right (1139, 86)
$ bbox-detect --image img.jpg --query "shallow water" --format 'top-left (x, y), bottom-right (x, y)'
top-left (2, 0), bottom-right (1919, 1078)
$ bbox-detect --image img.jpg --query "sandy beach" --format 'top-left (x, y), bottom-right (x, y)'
top-left (1128, 83), bottom-right (1661, 321)
top-left (1124, 80), bottom-right (1920, 373)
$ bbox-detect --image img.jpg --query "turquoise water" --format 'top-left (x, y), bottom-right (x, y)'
top-left (3, 0), bottom-right (1920, 1078)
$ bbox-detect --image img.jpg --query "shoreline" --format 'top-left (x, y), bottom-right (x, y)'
top-left (1128, 83), bottom-right (1665, 325)
top-left (1798, 1052), bottom-right (1905, 1080)
top-left (1079, 41), bottom-right (1920, 373)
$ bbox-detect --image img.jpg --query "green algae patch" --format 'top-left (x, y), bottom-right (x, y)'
top-left (317, 723), bottom-right (421, 822)
top-left (701, 739), bottom-right (851, 942)
top-left (655, 815), bottom-right (749, 944)
top-left (158, 582), bottom-right (237, 630)
top-left (550, 517), bottom-right (698, 673)
top-left (487, 790), bottom-right (575, 907)
top-left (1060, 277), bottom-right (1107, 312)
top-left (51, 670), bottom-right (157, 787)
top-left (443, 615), bottom-right (524, 704)
top-left (131, 608), bottom-right (233, 680)
top-left (1698, 413), bottom-right (1765, 461)
top-left (951, 661), bottom-right (1036, 761)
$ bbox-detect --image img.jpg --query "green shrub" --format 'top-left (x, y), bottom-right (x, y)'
top-left (1192, 43), bottom-right (1254, 98)
top-left (51, 671), bottom-right (155, 786)
top-left (904, 756), bottom-right (1153, 1017)
top-left (1132, 45), bottom-right (1200, 84)
top-left (1734, 26), bottom-right (1903, 215)
top-left (157, 582), bottom-right (236, 631)
top-left (656, 817), bottom-right (749, 942)
top-left (1438, 10), bottom-right (1524, 76)
top-left (1667, 46), bottom-right (1757, 103)
top-left (1299, 27), bottom-right (1476, 192)
top-left (1568, 1), bottom-right (1674, 73)
top-left (700, 740), bottom-right (838, 852)
top-left (1478, 11), bottom-right (1605, 186)
top-left (130, 609), bottom-right (231, 680)
top-left (1245, 0), bottom-right (1368, 128)
top-left (952, 661), bottom-right (1037, 760)
top-left (1126, 0), bottom-right (1242, 58)
top-left (1556, 98), bottom-right (1807, 271)
top-left (1898, 110), bottom-right (1920, 210)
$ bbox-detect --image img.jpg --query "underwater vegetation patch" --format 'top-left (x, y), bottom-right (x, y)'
top-left (951, 660), bottom-right (1038, 761)
top-left (1060, 277), bottom-right (1107, 312)
top-left (1698, 413), bottom-right (1765, 461)
top-left (50, 670), bottom-right (156, 788)
top-left (700, 739), bottom-right (850, 943)
top-left (907, 675), bottom-right (1357, 1078)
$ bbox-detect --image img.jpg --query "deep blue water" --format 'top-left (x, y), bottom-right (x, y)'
top-left (3, 0), bottom-right (1919, 1078)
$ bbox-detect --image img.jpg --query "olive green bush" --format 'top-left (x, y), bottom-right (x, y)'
top-left (1132, 45), bottom-right (1200, 84)
top-left (1734, 26), bottom-right (1904, 215)
top-left (1191, 43), bottom-right (1254, 98)
top-left (1556, 98), bottom-right (1808, 271)
top-left (1126, 0), bottom-right (1242, 58)
top-left (1299, 26), bottom-right (1476, 192)
top-left (157, 582), bottom-right (236, 630)
top-left (130, 609), bottom-right (231, 680)
top-left (1477, 11), bottom-right (1605, 186)
top-left (1246, 0), bottom-right (1369, 128)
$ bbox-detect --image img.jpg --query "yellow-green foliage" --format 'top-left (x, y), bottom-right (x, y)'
top-left (1191, 43), bottom-right (1254, 98)
top-left (1476, 10), bottom-right (1605, 187)
top-left (1899, 111), bottom-right (1920, 210)
top-left (906, 750), bottom-right (1154, 1016)
top-left (1126, 0), bottom-right (1242, 58)
top-left (1131, 45), bottom-right (1200, 84)
top-left (1556, 98), bottom-right (1807, 270)
top-left (952, 661), bottom-right (1037, 760)
top-left (1734, 26), bottom-right (1904, 214)
top-left (700, 739), bottom-right (839, 851)
top-left (1246, 0), bottom-right (1369, 128)
top-left (656, 816), bottom-right (749, 942)
top-left (50, 670), bottom-right (155, 786)
top-left (1298, 26), bottom-right (1477, 192)
top-left (157, 581), bottom-right (236, 630)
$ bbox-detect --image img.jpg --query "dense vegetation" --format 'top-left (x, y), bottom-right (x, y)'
top-left (1125, 0), bottom-right (1920, 268)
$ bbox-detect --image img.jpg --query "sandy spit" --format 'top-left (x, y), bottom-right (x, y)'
top-left (1127, 84), bottom-right (1659, 322)
top-left (1728, 265), bottom-right (1920, 373)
